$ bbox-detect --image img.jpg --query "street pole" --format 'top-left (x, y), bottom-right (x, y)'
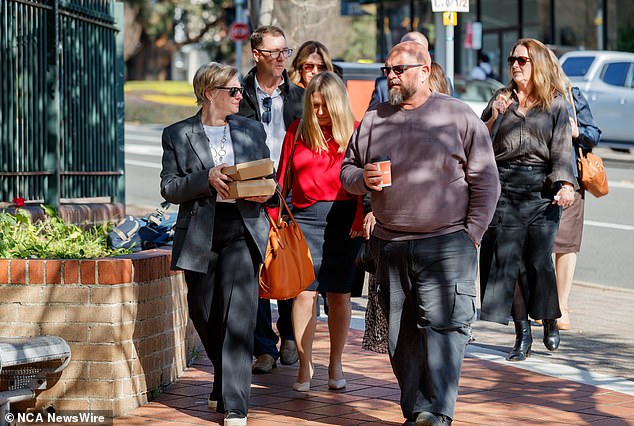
top-left (445, 23), bottom-right (454, 85)
top-left (234, 0), bottom-right (246, 77)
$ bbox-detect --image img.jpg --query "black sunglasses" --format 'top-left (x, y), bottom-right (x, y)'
top-left (380, 64), bottom-right (424, 76)
top-left (261, 97), bottom-right (272, 124)
top-left (215, 86), bottom-right (244, 97)
top-left (507, 56), bottom-right (531, 67)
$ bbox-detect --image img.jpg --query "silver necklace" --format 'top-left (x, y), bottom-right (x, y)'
top-left (209, 124), bottom-right (227, 163)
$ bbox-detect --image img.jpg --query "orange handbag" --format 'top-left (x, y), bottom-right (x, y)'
top-left (258, 191), bottom-right (315, 300)
top-left (577, 147), bottom-right (608, 198)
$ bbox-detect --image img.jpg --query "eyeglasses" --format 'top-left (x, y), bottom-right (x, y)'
top-left (261, 97), bottom-right (272, 124)
top-left (507, 56), bottom-right (532, 67)
top-left (256, 48), bottom-right (293, 59)
top-left (215, 86), bottom-right (244, 97)
top-left (380, 64), bottom-right (424, 76)
top-left (302, 63), bottom-right (327, 72)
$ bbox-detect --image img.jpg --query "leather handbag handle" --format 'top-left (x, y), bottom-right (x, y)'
top-left (265, 189), bottom-right (300, 230)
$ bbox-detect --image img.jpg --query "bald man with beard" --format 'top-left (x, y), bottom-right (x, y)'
top-left (341, 41), bottom-right (500, 426)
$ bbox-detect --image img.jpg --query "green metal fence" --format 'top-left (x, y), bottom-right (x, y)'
top-left (1, 0), bottom-right (125, 208)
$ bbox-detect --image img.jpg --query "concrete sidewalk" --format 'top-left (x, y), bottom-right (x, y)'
top-left (114, 280), bottom-right (634, 425)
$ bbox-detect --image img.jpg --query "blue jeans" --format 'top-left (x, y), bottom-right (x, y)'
top-left (253, 298), bottom-right (294, 358)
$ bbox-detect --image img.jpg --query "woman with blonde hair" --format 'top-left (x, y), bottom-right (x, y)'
top-left (479, 38), bottom-right (576, 362)
top-left (276, 71), bottom-right (361, 392)
top-left (289, 40), bottom-right (334, 88)
top-left (161, 62), bottom-right (274, 426)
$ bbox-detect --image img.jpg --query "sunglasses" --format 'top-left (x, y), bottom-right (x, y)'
top-left (302, 63), bottom-right (327, 72)
top-left (215, 86), bottom-right (244, 97)
top-left (507, 56), bottom-right (531, 67)
top-left (256, 48), bottom-right (293, 59)
top-left (261, 97), bottom-right (272, 124)
top-left (380, 64), bottom-right (424, 77)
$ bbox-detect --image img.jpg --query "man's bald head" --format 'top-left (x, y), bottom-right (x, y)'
top-left (389, 41), bottom-right (431, 67)
top-left (384, 41), bottom-right (432, 107)
top-left (400, 31), bottom-right (429, 49)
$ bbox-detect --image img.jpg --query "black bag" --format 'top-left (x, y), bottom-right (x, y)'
top-left (355, 238), bottom-right (376, 274)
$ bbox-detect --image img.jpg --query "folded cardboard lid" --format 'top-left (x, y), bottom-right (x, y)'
top-left (227, 178), bottom-right (276, 199)
top-left (222, 158), bottom-right (274, 181)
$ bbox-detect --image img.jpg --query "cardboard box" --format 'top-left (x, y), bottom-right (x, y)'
top-left (222, 159), bottom-right (274, 181)
top-left (227, 179), bottom-right (277, 199)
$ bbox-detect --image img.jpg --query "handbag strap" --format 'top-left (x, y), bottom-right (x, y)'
top-left (281, 137), bottom-right (298, 200)
top-left (568, 86), bottom-right (578, 127)
top-left (266, 189), bottom-right (300, 229)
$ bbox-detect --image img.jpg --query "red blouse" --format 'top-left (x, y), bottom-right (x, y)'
top-left (277, 119), bottom-right (359, 209)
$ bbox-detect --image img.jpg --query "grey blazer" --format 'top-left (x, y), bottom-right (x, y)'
top-left (160, 112), bottom-right (272, 273)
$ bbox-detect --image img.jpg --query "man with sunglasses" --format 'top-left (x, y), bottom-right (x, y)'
top-left (341, 41), bottom-right (500, 426)
top-left (237, 25), bottom-right (304, 375)
top-left (368, 32), bottom-right (453, 110)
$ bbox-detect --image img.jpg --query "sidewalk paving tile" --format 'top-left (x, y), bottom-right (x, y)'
top-left (115, 322), bottom-right (634, 426)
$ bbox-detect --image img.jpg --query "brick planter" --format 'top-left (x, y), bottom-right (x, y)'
top-left (0, 249), bottom-right (200, 417)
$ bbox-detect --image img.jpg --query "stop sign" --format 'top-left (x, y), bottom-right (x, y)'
top-left (230, 22), bottom-right (250, 42)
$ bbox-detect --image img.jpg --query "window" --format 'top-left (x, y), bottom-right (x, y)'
top-left (561, 56), bottom-right (595, 77)
top-left (601, 62), bottom-right (631, 87)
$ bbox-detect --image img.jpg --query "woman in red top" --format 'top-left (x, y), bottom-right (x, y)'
top-left (277, 71), bottom-right (361, 392)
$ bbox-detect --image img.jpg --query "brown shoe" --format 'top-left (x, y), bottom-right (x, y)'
top-left (252, 354), bottom-right (276, 374)
top-left (280, 340), bottom-right (298, 365)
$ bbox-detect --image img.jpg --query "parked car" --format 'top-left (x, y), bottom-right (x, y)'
top-left (560, 50), bottom-right (634, 150)
top-left (452, 77), bottom-right (505, 117)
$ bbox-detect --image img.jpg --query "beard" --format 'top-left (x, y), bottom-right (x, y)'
top-left (388, 82), bottom-right (416, 106)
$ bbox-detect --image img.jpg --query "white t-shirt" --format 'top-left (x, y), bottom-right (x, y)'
top-left (470, 62), bottom-right (492, 80)
top-left (203, 124), bottom-right (236, 203)
top-left (255, 78), bottom-right (286, 168)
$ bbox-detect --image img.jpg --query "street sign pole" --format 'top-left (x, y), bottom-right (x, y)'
top-left (431, 1), bottom-right (467, 87)
top-left (443, 12), bottom-right (456, 84)
top-left (234, 0), bottom-right (246, 77)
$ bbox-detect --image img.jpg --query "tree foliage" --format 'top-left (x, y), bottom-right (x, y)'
top-left (124, 0), bottom-right (232, 80)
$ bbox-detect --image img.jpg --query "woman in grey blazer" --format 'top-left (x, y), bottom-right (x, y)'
top-left (160, 62), bottom-right (274, 426)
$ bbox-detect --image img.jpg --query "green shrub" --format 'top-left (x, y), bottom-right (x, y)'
top-left (0, 206), bottom-right (131, 259)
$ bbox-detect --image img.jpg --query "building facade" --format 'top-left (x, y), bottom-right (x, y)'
top-left (351, 0), bottom-right (634, 82)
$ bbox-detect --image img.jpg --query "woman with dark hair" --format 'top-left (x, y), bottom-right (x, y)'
top-left (160, 62), bottom-right (274, 426)
top-left (276, 71), bottom-right (361, 392)
top-left (479, 38), bottom-right (576, 362)
top-left (289, 40), bottom-right (334, 88)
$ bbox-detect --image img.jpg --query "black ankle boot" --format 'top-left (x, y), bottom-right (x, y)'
top-left (543, 319), bottom-right (560, 351)
top-left (507, 320), bottom-right (532, 361)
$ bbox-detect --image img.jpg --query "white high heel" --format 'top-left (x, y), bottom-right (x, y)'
top-left (292, 381), bottom-right (310, 392)
top-left (328, 378), bottom-right (346, 390)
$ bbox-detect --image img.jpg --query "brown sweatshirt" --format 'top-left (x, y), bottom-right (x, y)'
top-left (340, 92), bottom-right (500, 243)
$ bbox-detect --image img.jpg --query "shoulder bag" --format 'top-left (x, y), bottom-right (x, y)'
top-left (258, 190), bottom-right (315, 300)
top-left (577, 147), bottom-right (608, 198)
top-left (569, 87), bottom-right (608, 198)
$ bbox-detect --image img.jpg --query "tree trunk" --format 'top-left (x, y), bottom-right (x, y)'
top-left (126, 33), bottom-right (174, 81)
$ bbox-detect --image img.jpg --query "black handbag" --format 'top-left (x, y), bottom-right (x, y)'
top-left (355, 238), bottom-right (376, 274)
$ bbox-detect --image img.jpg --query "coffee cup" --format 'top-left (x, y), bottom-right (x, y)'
top-left (371, 156), bottom-right (392, 188)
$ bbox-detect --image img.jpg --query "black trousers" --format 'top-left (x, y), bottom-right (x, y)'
top-left (184, 203), bottom-right (259, 415)
top-left (375, 230), bottom-right (477, 420)
top-left (480, 162), bottom-right (562, 325)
